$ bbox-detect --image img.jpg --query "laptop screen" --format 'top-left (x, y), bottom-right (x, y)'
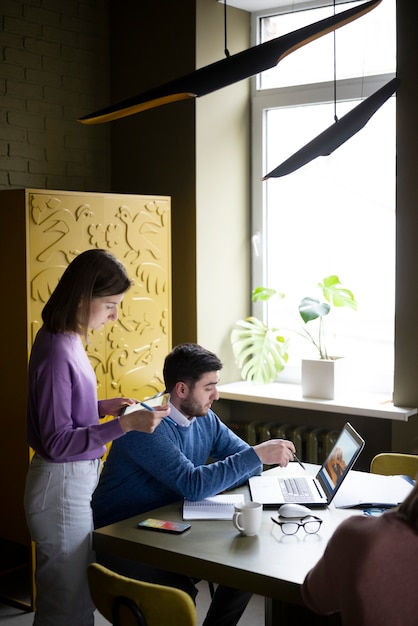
top-left (317, 422), bottom-right (365, 502)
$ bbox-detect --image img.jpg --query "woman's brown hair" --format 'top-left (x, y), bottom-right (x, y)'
top-left (42, 249), bottom-right (132, 335)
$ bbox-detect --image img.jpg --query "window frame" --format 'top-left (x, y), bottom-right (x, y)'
top-left (249, 2), bottom-right (396, 392)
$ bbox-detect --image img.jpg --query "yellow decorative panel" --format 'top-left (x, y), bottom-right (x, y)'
top-left (1, 189), bottom-right (171, 608)
top-left (0, 187), bottom-right (171, 556)
top-left (26, 190), bottom-right (171, 402)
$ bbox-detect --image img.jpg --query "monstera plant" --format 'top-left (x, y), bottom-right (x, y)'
top-left (230, 314), bottom-right (289, 385)
top-left (231, 275), bottom-right (357, 384)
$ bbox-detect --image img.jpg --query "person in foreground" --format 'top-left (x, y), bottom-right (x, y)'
top-left (301, 478), bottom-right (418, 626)
top-left (92, 342), bottom-right (296, 626)
top-left (24, 249), bottom-right (170, 626)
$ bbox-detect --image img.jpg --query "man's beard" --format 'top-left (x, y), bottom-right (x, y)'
top-left (179, 398), bottom-right (209, 419)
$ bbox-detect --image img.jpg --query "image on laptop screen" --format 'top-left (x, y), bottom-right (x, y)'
top-left (317, 424), bottom-right (365, 497)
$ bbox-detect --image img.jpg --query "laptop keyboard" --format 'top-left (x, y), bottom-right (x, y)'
top-left (279, 477), bottom-right (314, 503)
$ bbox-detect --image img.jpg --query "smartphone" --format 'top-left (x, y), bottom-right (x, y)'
top-left (123, 393), bottom-right (170, 415)
top-left (146, 392), bottom-right (170, 408)
top-left (137, 518), bottom-right (191, 534)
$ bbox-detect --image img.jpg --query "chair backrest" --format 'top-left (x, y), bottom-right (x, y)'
top-left (370, 452), bottom-right (418, 480)
top-left (87, 563), bottom-right (197, 626)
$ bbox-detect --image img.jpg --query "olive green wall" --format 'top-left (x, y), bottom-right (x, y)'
top-left (109, 0), bottom-right (198, 349)
top-left (195, 0), bottom-right (250, 380)
top-left (0, 0), bottom-right (111, 190)
top-left (110, 0), bottom-right (250, 381)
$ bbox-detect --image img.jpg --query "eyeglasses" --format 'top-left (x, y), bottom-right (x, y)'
top-left (271, 514), bottom-right (323, 535)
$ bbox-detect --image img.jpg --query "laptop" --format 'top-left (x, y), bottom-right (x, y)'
top-left (249, 422), bottom-right (365, 508)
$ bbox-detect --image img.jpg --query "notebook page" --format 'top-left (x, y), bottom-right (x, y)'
top-left (183, 494), bottom-right (245, 520)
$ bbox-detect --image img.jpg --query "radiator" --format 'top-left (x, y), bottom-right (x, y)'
top-left (230, 421), bottom-right (339, 465)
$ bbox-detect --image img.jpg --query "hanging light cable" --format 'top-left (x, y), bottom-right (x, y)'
top-left (78, 0), bottom-right (381, 125)
top-left (224, 0), bottom-right (230, 58)
top-left (333, 0), bottom-right (338, 123)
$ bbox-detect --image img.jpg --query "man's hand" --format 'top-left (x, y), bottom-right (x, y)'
top-left (253, 439), bottom-right (296, 467)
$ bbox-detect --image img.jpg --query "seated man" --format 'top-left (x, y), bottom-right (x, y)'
top-left (92, 343), bottom-right (296, 626)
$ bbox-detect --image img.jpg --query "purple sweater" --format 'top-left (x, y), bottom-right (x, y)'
top-left (26, 326), bottom-right (123, 462)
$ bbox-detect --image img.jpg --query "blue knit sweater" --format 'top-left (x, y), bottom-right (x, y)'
top-left (92, 409), bottom-right (262, 528)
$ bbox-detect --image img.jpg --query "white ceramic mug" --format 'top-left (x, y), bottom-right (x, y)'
top-left (233, 502), bottom-right (263, 536)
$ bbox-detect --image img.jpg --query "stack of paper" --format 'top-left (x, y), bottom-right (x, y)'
top-left (333, 472), bottom-right (414, 509)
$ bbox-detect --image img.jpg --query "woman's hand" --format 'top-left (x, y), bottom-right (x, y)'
top-left (98, 397), bottom-right (137, 418)
top-left (119, 405), bottom-right (170, 434)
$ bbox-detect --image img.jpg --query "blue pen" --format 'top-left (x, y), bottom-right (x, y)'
top-left (139, 401), bottom-right (157, 411)
top-left (140, 402), bottom-right (177, 426)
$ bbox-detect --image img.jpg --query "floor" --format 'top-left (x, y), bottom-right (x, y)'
top-left (0, 577), bottom-right (265, 625)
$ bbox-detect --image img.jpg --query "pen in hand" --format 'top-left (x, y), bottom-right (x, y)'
top-left (139, 402), bottom-right (177, 426)
top-left (293, 452), bottom-right (306, 471)
top-left (139, 401), bottom-right (158, 411)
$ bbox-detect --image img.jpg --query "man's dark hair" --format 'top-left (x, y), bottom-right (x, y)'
top-left (163, 343), bottom-right (223, 392)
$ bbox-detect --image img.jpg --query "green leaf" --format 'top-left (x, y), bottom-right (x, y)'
top-left (298, 297), bottom-right (330, 324)
top-left (230, 317), bottom-right (289, 384)
top-left (252, 286), bottom-right (276, 302)
top-left (319, 275), bottom-right (358, 310)
top-left (252, 286), bottom-right (286, 303)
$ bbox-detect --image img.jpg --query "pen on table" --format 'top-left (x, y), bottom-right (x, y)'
top-left (139, 401), bottom-right (178, 426)
top-left (293, 453), bottom-right (306, 470)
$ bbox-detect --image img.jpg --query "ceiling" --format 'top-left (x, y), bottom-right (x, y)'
top-left (223, 0), bottom-right (296, 10)
top-left (219, 0), bottom-right (353, 12)
top-left (223, 0), bottom-right (307, 10)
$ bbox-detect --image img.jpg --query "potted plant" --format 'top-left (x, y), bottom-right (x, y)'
top-left (296, 275), bottom-right (357, 399)
top-left (294, 275), bottom-right (357, 360)
top-left (231, 275), bottom-right (357, 396)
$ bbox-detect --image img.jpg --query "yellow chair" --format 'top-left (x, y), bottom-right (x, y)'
top-left (370, 452), bottom-right (418, 480)
top-left (87, 563), bottom-right (197, 626)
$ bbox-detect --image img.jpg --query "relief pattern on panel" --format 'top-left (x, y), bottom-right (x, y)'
top-left (27, 192), bottom-right (171, 403)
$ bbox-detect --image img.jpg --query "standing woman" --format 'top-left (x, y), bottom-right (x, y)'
top-left (24, 249), bottom-right (169, 626)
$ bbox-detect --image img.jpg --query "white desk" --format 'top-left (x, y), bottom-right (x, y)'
top-left (93, 465), bottom-right (362, 625)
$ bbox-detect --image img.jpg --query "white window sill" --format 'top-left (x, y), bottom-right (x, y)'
top-left (217, 381), bottom-right (417, 422)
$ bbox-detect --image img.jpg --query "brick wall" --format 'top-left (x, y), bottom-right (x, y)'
top-left (0, 0), bottom-right (111, 191)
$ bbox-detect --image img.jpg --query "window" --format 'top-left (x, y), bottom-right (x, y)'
top-left (251, 0), bottom-right (396, 394)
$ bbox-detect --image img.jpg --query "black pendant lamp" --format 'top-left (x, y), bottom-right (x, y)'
top-left (78, 0), bottom-right (381, 125)
top-left (262, 0), bottom-right (396, 180)
top-left (262, 77), bottom-right (399, 180)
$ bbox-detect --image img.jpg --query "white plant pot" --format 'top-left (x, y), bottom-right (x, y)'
top-left (301, 357), bottom-right (345, 400)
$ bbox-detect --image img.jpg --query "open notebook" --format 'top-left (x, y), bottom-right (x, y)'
top-left (183, 494), bottom-right (245, 520)
top-left (249, 422), bottom-right (365, 508)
